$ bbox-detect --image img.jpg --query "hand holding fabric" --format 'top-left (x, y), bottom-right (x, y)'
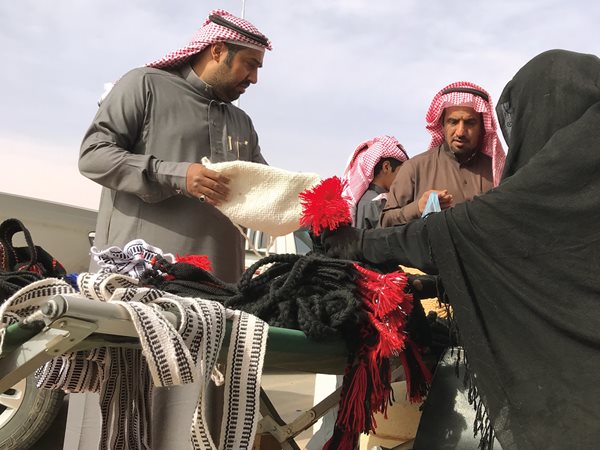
top-left (186, 163), bottom-right (230, 205)
top-left (417, 189), bottom-right (453, 214)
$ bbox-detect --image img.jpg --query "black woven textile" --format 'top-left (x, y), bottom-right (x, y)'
top-left (0, 218), bottom-right (69, 304)
top-left (140, 255), bottom-right (238, 303)
top-left (141, 253), bottom-right (366, 345)
top-left (0, 271), bottom-right (43, 303)
top-left (0, 218), bottom-right (66, 277)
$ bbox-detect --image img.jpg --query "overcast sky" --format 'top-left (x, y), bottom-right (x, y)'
top-left (1, 0), bottom-right (598, 209)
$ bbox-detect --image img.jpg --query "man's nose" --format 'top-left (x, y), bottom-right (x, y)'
top-left (248, 68), bottom-right (258, 85)
top-left (455, 121), bottom-right (466, 135)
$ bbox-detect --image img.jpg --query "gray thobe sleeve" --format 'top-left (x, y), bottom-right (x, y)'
top-left (356, 199), bottom-right (383, 230)
top-left (79, 70), bottom-right (189, 203)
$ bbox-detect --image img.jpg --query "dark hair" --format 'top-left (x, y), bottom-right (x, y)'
top-left (374, 157), bottom-right (403, 177)
top-left (224, 42), bottom-right (246, 66)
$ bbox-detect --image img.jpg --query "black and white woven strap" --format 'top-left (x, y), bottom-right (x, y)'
top-left (0, 272), bottom-right (269, 450)
top-left (218, 309), bottom-right (268, 450)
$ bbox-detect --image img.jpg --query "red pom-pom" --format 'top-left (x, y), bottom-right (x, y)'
top-left (299, 176), bottom-right (352, 236)
top-left (175, 254), bottom-right (213, 272)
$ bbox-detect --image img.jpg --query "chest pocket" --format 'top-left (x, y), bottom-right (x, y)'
top-left (223, 134), bottom-right (251, 161)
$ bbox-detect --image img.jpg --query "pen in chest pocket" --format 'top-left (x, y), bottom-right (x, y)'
top-left (228, 135), bottom-right (249, 159)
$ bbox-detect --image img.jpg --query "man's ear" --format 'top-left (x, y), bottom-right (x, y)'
top-left (210, 42), bottom-right (226, 62)
top-left (382, 160), bottom-right (392, 173)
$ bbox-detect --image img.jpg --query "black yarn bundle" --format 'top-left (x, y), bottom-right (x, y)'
top-left (140, 253), bottom-right (366, 345)
top-left (0, 271), bottom-right (43, 303)
top-left (140, 256), bottom-right (238, 304)
top-left (142, 250), bottom-right (436, 450)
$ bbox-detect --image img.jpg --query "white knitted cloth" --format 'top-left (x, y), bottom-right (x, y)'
top-left (0, 273), bottom-right (268, 450)
top-left (202, 158), bottom-right (321, 236)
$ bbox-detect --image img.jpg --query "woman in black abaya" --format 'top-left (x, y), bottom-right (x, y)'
top-left (323, 49), bottom-right (600, 450)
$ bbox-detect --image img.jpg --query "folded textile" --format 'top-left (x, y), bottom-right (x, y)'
top-left (202, 158), bottom-right (321, 236)
top-left (91, 239), bottom-right (176, 278)
top-left (0, 272), bottom-right (268, 450)
top-left (140, 252), bottom-right (431, 450)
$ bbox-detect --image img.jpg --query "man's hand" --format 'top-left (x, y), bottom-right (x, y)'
top-left (417, 189), bottom-right (453, 214)
top-left (186, 163), bottom-right (230, 206)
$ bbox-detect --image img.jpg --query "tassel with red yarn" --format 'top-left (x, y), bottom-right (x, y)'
top-left (322, 263), bottom-right (422, 450)
top-left (175, 253), bottom-right (213, 272)
top-left (299, 176), bottom-right (432, 446)
top-left (399, 340), bottom-right (433, 403)
top-left (354, 265), bottom-right (414, 359)
top-left (336, 361), bottom-right (368, 432)
top-left (299, 176), bottom-right (352, 236)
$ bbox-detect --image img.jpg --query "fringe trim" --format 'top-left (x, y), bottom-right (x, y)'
top-left (449, 339), bottom-right (497, 449)
top-left (440, 283), bottom-right (496, 448)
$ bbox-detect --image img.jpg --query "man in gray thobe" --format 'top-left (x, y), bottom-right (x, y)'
top-left (66, 10), bottom-right (272, 450)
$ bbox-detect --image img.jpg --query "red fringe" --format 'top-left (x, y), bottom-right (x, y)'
top-left (354, 265), bottom-right (414, 359)
top-left (399, 340), bottom-right (433, 403)
top-left (323, 428), bottom-right (358, 450)
top-left (321, 256), bottom-right (432, 448)
top-left (336, 361), bottom-right (368, 432)
top-left (354, 265), bottom-right (412, 318)
top-left (299, 176), bottom-right (352, 236)
top-left (175, 253), bottom-right (213, 272)
top-left (368, 352), bottom-right (392, 420)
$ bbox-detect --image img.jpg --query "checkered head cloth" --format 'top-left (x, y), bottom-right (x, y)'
top-left (426, 81), bottom-right (505, 186)
top-left (341, 135), bottom-right (408, 222)
top-left (146, 9), bottom-right (272, 69)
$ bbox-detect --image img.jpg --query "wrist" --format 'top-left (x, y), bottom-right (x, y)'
top-left (154, 161), bottom-right (190, 194)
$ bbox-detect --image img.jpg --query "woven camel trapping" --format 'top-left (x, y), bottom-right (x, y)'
top-left (140, 252), bottom-right (431, 450)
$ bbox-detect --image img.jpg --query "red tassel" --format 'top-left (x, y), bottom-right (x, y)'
top-left (327, 263), bottom-right (431, 446)
top-left (299, 176), bottom-right (352, 235)
top-left (399, 340), bottom-right (433, 403)
top-left (398, 351), bottom-right (414, 402)
top-left (370, 318), bottom-right (406, 358)
top-left (337, 430), bottom-right (358, 450)
top-left (354, 265), bottom-right (412, 318)
top-left (175, 253), bottom-right (213, 272)
top-left (336, 361), bottom-right (368, 432)
top-left (367, 352), bottom-right (393, 424)
top-left (368, 353), bottom-right (384, 419)
top-left (323, 428), bottom-right (357, 450)
top-left (354, 265), bottom-right (414, 359)
top-left (407, 340), bottom-right (433, 386)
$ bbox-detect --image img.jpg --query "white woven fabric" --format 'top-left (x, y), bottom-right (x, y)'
top-left (0, 272), bottom-right (268, 450)
top-left (202, 158), bottom-right (321, 236)
top-left (91, 239), bottom-right (175, 278)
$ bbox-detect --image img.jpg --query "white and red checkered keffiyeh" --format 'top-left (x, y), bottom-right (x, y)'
top-left (341, 135), bottom-right (408, 224)
top-left (426, 81), bottom-right (505, 186)
top-left (146, 9), bottom-right (272, 70)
